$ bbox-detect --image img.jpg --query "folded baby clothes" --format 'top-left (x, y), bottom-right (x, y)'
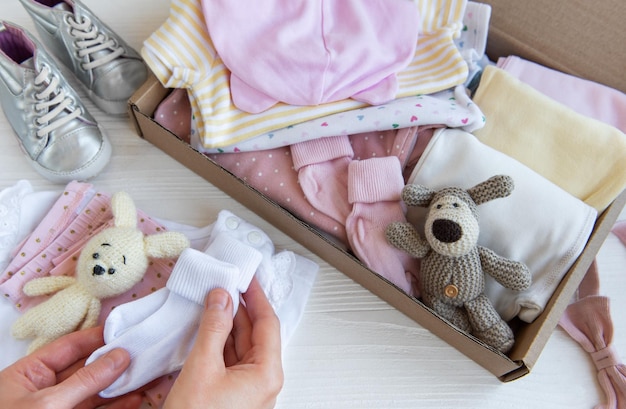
top-left (203, 0), bottom-right (420, 113)
top-left (209, 145), bottom-right (348, 244)
top-left (153, 82), bottom-right (485, 154)
top-left (207, 84), bottom-right (485, 154)
top-left (142, 0), bottom-right (468, 149)
top-left (454, 1), bottom-right (492, 88)
top-left (153, 88), bottom-right (192, 143)
top-left (497, 56), bottom-right (626, 133)
top-left (407, 128), bottom-right (597, 322)
top-left (207, 127), bottom-right (425, 247)
top-left (472, 66), bottom-right (626, 213)
top-left (0, 191), bottom-right (113, 311)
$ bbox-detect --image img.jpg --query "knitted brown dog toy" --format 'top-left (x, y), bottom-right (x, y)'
top-left (385, 175), bottom-right (531, 353)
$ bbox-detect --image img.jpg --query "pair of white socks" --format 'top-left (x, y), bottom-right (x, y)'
top-left (86, 209), bottom-right (319, 399)
top-left (87, 233), bottom-right (263, 398)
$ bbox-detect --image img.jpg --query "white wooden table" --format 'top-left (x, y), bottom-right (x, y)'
top-left (1, 1), bottom-right (624, 408)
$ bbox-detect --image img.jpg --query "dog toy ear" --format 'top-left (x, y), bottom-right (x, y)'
top-left (401, 184), bottom-right (436, 207)
top-left (144, 232), bottom-right (190, 259)
top-left (111, 191), bottom-right (138, 228)
top-left (467, 175), bottom-right (514, 206)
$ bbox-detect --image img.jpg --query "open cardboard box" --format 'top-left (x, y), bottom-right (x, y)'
top-left (128, 0), bottom-right (626, 381)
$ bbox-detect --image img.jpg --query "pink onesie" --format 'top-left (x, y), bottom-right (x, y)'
top-left (201, 0), bottom-right (420, 113)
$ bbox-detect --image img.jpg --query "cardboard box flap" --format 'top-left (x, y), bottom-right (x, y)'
top-left (483, 0), bottom-right (626, 94)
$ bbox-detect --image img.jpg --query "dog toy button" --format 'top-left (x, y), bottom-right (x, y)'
top-left (444, 284), bottom-right (459, 298)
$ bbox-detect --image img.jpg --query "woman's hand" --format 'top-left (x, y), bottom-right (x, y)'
top-left (164, 277), bottom-right (284, 409)
top-left (0, 326), bottom-right (143, 409)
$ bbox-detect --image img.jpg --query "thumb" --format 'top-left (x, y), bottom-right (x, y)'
top-left (48, 348), bottom-right (130, 407)
top-left (185, 288), bottom-right (234, 373)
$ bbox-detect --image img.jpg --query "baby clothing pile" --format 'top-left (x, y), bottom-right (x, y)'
top-left (145, 0), bottom-right (472, 150)
top-left (148, 0), bottom-right (626, 324)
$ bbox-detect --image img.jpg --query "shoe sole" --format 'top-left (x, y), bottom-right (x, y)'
top-left (27, 125), bottom-right (113, 183)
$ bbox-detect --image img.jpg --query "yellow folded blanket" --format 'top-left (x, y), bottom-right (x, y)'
top-left (473, 66), bottom-right (626, 212)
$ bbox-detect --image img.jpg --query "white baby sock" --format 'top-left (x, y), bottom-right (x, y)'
top-left (88, 236), bottom-right (262, 398)
top-left (210, 210), bottom-right (319, 346)
top-left (257, 250), bottom-right (319, 346)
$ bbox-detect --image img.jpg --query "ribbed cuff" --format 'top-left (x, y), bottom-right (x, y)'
top-left (291, 135), bottom-right (353, 170)
top-left (348, 157), bottom-right (405, 204)
top-left (205, 234), bottom-right (262, 291)
top-left (166, 248), bottom-right (240, 305)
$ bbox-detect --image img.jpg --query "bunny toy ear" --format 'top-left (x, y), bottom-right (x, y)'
top-left (111, 191), bottom-right (138, 228)
top-left (467, 175), bottom-right (514, 206)
top-left (144, 232), bottom-right (190, 259)
top-left (401, 184), bottom-right (436, 207)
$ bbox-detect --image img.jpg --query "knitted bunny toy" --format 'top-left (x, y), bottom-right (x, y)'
top-left (12, 191), bottom-right (190, 353)
top-left (385, 175), bottom-right (531, 353)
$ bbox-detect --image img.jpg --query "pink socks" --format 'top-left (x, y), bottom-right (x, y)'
top-left (291, 135), bottom-right (354, 226)
top-left (292, 136), bottom-right (417, 295)
top-left (346, 157), bottom-right (417, 295)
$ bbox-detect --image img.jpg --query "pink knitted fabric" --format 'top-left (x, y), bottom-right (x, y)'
top-left (201, 0), bottom-right (419, 113)
top-left (346, 156), bottom-right (419, 295)
top-left (291, 135), bottom-right (354, 226)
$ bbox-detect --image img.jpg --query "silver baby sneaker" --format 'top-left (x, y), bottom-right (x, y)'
top-left (18, 0), bottom-right (147, 115)
top-left (0, 21), bottom-right (111, 183)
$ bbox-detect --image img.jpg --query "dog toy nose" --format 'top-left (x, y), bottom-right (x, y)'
top-left (432, 219), bottom-right (462, 243)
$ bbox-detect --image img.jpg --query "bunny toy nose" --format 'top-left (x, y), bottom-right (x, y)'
top-left (93, 265), bottom-right (106, 276)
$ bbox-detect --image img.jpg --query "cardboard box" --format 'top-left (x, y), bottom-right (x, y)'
top-left (128, 1), bottom-right (626, 381)
top-left (482, 0), bottom-right (626, 94)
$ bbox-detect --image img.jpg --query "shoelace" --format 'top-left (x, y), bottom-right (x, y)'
top-left (68, 15), bottom-right (124, 70)
top-left (34, 65), bottom-right (81, 138)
